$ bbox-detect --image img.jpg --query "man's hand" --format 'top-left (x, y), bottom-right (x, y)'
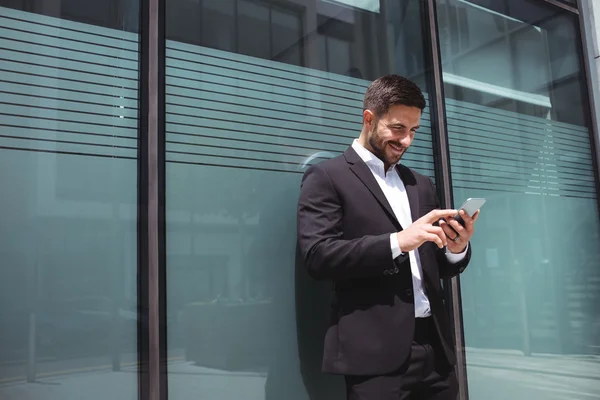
top-left (396, 209), bottom-right (458, 252)
top-left (440, 210), bottom-right (480, 254)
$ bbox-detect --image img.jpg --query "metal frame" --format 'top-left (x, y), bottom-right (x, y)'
top-left (576, 0), bottom-right (600, 218)
top-left (423, 1), bottom-right (470, 399)
top-left (139, 0), bottom-right (166, 399)
top-left (542, 0), bottom-right (579, 14)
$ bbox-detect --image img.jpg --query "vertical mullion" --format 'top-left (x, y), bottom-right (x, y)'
top-left (139, 0), bottom-right (166, 399)
top-left (422, 0), bottom-right (469, 399)
top-left (576, 0), bottom-right (600, 223)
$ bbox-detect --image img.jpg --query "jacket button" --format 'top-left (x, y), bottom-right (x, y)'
top-left (405, 289), bottom-right (413, 296)
top-left (383, 270), bottom-right (390, 276)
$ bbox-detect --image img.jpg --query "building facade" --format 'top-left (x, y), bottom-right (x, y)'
top-left (0, 0), bottom-right (599, 399)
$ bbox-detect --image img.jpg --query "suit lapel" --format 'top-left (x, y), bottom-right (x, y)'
top-left (344, 147), bottom-right (401, 230)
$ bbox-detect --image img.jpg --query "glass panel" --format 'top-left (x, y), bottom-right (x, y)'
top-left (0, 1), bottom-right (139, 399)
top-left (437, 1), bottom-right (600, 398)
top-left (165, 0), bottom-right (435, 398)
top-left (271, 7), bottom-right (303, 66)
top-left (238, 0), bottom-right (271, 59)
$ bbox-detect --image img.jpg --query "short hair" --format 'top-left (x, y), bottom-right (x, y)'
top-left (363, 75), bottom-right (426, 117)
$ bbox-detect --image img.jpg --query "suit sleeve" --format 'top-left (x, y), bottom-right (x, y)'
top-left (427, 178), bottom-right (471, 279)
top-left (297, 164), bottom-right (402, 281)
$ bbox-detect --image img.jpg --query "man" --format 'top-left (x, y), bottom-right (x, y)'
top-left (296, 75), bottom-right (479, 399)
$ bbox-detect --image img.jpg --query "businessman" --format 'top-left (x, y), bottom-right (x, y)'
top-left (297, 75), bottom-right (479, 399)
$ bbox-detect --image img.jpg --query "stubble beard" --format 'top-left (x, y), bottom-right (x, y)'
top-left (368, 128), bottom-right (404, 167)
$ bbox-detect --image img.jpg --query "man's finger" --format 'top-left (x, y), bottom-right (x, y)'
top-left (440, 220), bottom-right (460, 240)
top-left (447, 217), bottom-right (467, 236)
top-left (426, 233), bottom-right (444, 248)
top-left (422, 209), bottom-right (458, 224)
top-left (424, 225), bottom-right (448, 246)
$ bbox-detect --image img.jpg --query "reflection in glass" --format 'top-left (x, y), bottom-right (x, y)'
top-left (438, 1), bottom-right (600, 399)
top-left (0, 1), bottom-right (139, 399)
top-left (165, 0), bottom-right (435, 399)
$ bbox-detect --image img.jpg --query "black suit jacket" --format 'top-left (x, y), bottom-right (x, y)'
top-left (296, 147), bottom-right (471, 376)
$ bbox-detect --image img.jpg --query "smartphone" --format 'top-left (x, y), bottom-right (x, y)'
top-left (453, 198), bottom-right (486, 227)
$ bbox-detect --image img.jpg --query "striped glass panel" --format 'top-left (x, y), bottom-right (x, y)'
top-left (166, 42), bottom-right (435, 178)
top-left (0, 5), bottom-right (139, 396)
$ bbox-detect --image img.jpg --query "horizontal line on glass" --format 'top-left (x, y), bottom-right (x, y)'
top-left (166, 158), bottom-right (305, 174)
top-left (166, 42), bottom-right (373, 93)
top-left (166, 111), bottom-right (354, 140)
top-left (166, 124), bottom-right (349, 147)
top-left (0, 59), bottom-right (138, 88)
top-left (166, 80), bottom-right (359, 117)
top-left (167, 140), bottom-right (341, 160)
top-left (449, 137), bottom-right (592, 166)
top-left (1, 93), bottom-right (138, 118)
top-left (166, 131), bottom-right (346, 152)
top-left (166, 138), bottom-right (434, 159)
top-left (166, 92), bottom-right (361, 124)
top-left (448, 124), bottom-right (590, 153)
top-left (450, 160), bottom-right (595, 183)
top-left (0, 50), bottom-right (138, 81)
top-left (0, 84), bottom-right (138, 108)
top-left (453, 170), bottom-right (596, 191)
top-left (454, 177), bottom-right (596, 196)
top-left (1, 101), bottom-right (137, 122)
top-left (165, 157), bottom-right (435, 177)
top-left (449, 154), bottom-right (595, 177)
top-left (0, 11), bottom-right (139, 46)
top-left (0, 126), bottom-right (137, 144)
top-left (449, 142), bottom-right (593, 171)
top-left (167, 48), bottom-right (369, 96)
top-left (453, 185), bottom-right (596, 200)
top-left (166, 145), bottom-right (434, 169)
top-left (0, 24), bottom-right (139, 55)
top-left (0, 111), bottom-right (138, 131)
top-left (0, 69), bottom-right (138, 96)
top-left (166, 102), bottom-right (361, 131)
top-left (448, 116), bottom-right (590, 148)
top-left (0, 133), bottom-right (136, 149)
top-left (0, 144), bottom-right (137, 160)
top-left (445, 100), bottom-right (589, 134)
top-left (166, 63), bottom-right (364, 107)
top-left (0, 32), bottom-right (139, 63)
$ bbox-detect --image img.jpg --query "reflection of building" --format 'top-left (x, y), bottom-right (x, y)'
top-left (0, 1), bottom-right (599, 400)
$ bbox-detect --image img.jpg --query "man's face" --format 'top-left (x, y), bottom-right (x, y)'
top-left (363, 104), bottom-right (422, 169)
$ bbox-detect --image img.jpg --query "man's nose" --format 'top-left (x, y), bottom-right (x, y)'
top-left (400, 136), bottom-right (412, 147)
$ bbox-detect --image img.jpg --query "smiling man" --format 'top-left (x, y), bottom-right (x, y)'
top-left (297, 75), bottom-right (479, 399)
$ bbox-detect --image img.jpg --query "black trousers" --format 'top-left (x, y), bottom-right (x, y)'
top-left (345, 317), bottom-right (458, 400)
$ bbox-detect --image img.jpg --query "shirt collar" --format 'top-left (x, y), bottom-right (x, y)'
top-left (351, 140), bottom-right (397, 176)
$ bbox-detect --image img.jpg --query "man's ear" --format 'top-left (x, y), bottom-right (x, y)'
top-left (363, 109), bottom-right (375, 127)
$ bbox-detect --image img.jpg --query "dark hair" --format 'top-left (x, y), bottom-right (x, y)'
top-left (363, 75), bottom-right (426, 117)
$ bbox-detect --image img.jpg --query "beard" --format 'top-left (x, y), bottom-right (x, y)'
top-left (367, 127), bottom-right (406, 167)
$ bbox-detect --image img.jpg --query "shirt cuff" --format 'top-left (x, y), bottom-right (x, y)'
top-left (445, 243), bottom-right (469, 264)
top-left (390, 233), bottom-right (403, 259)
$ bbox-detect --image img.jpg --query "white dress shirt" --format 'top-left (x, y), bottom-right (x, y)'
top-left (351, 140), bottom-right (467, 318)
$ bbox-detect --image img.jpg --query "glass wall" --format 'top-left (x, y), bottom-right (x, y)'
top-left (164, 0), bottom-right (436, 398)
top-left (437, 0), bottom-right (600, 398)
top-left (0, 1), bottom-right (139, 399)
